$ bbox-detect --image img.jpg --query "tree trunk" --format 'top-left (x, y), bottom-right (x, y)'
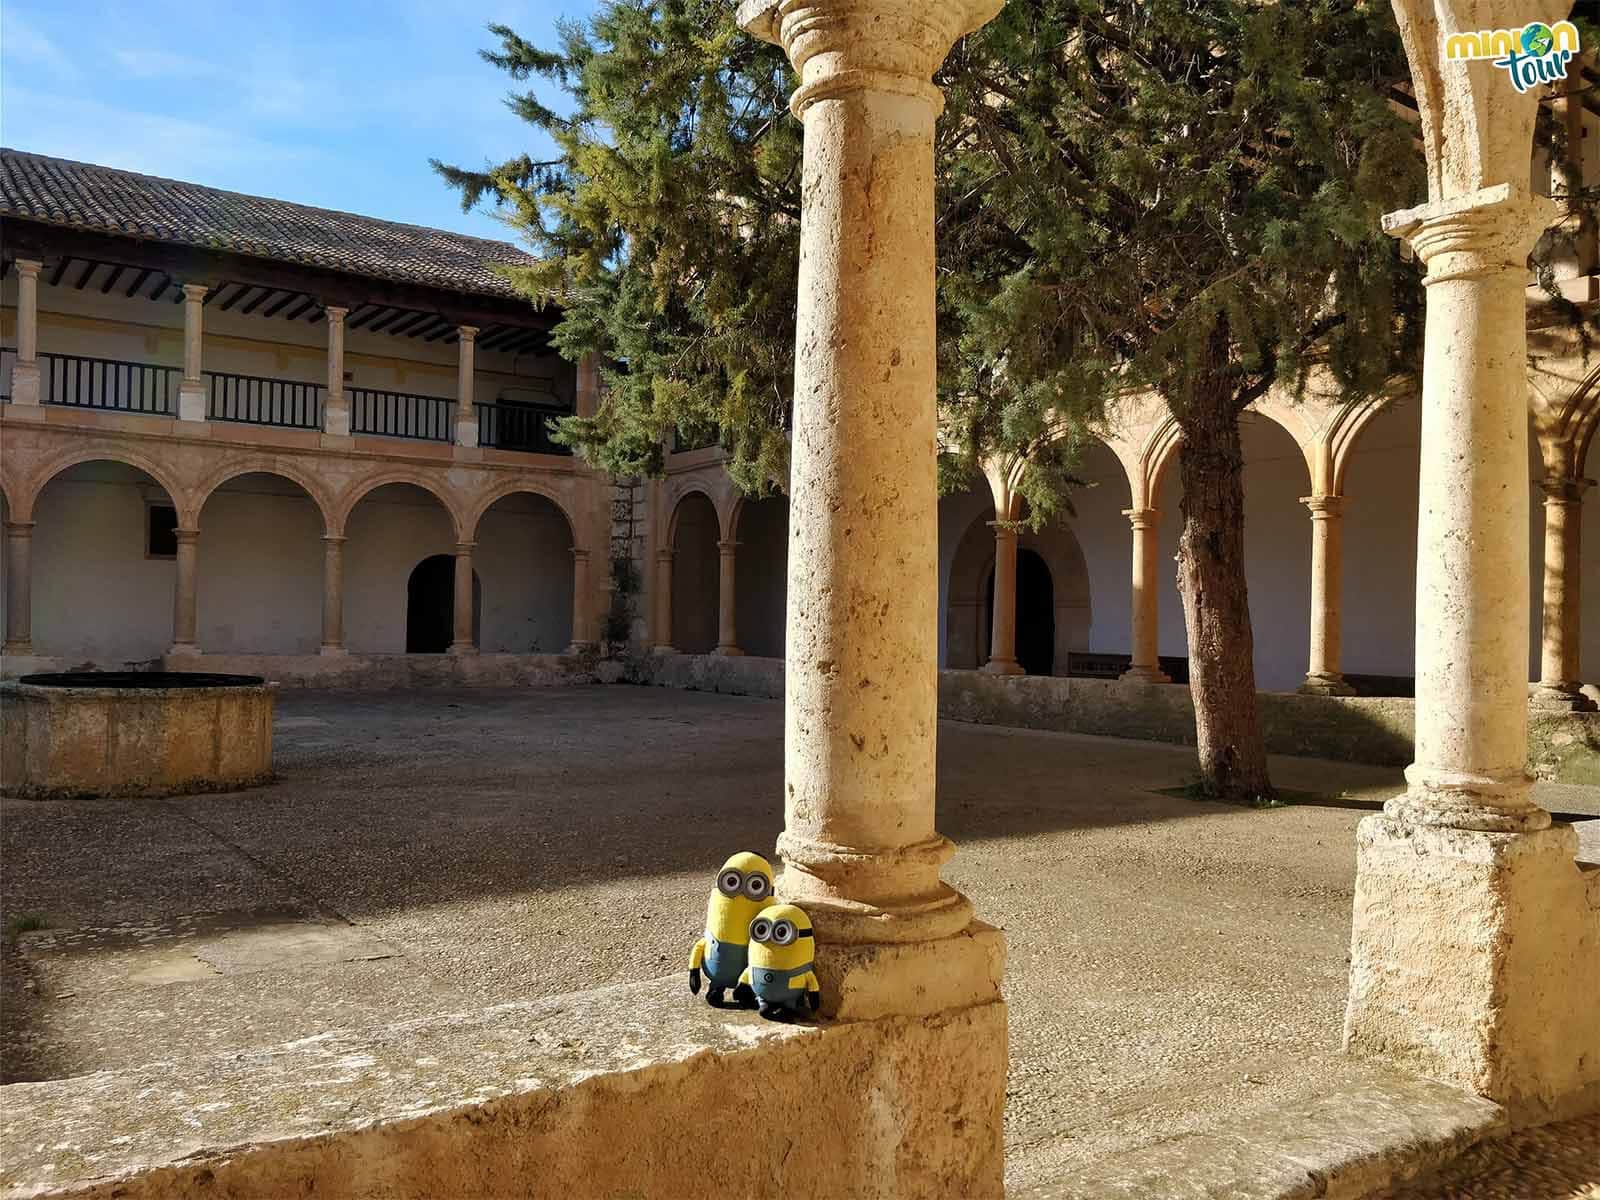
top-left (1175, 359), bottom-right (1275, 803)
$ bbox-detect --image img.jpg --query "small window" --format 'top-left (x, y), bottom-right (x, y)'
top-left (147, 504), bottom-right (178, 559)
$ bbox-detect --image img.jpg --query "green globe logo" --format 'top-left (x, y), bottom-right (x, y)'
top-left (1521, 23), bottom-right (1554, 55)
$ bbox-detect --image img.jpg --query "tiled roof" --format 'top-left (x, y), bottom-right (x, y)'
top-left (0, 148), bottom-right (538, 299)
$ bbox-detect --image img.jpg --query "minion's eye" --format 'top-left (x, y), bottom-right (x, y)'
top-left (750, 919), bottom-right (772, 943)
top-left (744, 873), bottom-right (769, 900)
top-left (773, 921), bottom-right (795, 945)
top-left (718, 870), bottom-right (743, 896)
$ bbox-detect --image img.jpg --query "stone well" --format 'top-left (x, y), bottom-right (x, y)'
top-left (0, 672), bottom-right (275, 799)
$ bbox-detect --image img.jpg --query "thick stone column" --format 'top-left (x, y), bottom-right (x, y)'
top-left (11, 259), bottom-right (42, 406)
top-left (1119, 507), bottom-right (1170, 684)
top-left (169, 528), bottom-right (201, 656)
top-left (455, 326), bottom-right (479, 448)
top-left (320, 535), bottom-right (347, 656)
top-left (448, 541), bottom-right (476, 655)
top-left (1344, 55), bottom-right (1598, 1104)
top-left (740, 0), bottom-right (1004, 1026)
top-left (568, 548), bottom-right (599, 653)
top-left (3, 520), bottom-right (35, 653)
top-left (982, 524), bottom-right (1023, 675)
top-left (652, 547), bottom-right (677, 654)
top-left (1299, 495), bottom-right (1355, 695)
top-left (712, 539), bottom-right (743, 656)
top-left (178, 285), bottom-right (207, 422)
top-left (1531, 476), bottom-right (1594, 711)
top-left (324, 306), bottom-right (350, 437)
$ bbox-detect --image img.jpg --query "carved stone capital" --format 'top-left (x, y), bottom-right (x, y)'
top-left (1383, 184), bottom-right (1559, 282)
top-left (1538, 475), bottom-right (1593, 506)
top-left (1121, 506), bottom-right (1158, 531)
top-left (1300, 494), bottom-right (1346, 519)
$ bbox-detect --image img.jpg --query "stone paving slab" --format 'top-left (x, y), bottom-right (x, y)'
top-left (1367, 1114), bottom-right (1600, 1199)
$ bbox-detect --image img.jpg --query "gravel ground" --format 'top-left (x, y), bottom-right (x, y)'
top-left (1371, 1115), bottom-right (1599, 1199)
top-left (1, 686), bottom-right (1593, 1191)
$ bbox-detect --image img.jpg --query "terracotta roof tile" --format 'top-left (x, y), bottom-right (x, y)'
top-left (0, 148), bottom-right (538, 299)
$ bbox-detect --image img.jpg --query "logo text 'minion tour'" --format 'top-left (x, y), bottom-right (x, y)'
top-left (1445, 20), bottom-right (1581, 93)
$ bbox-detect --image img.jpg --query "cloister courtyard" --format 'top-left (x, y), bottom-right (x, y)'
top-left (3, 686), bottom-right (1596, 1195)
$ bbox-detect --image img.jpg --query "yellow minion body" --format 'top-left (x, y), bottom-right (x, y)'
top-left (738, 903), bottom-right (820, 1020)
top-left (688, 852), bottom-right (774, 1003)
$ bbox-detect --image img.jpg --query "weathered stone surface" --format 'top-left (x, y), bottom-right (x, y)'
top-left (0, 977), bottom-right (1007, 1200)
top-left (1016, 1070), bottom-right (1505, 1200)
top-left (163, 652), bottom-right (597, 689)
top-left (0, 678), bottom-right (274, 799)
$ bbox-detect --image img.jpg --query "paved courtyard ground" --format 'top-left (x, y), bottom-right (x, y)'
top-left (2, 686), bottom-right (1595, 1195)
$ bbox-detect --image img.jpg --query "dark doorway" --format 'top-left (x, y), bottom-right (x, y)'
top-left (407, 554), bottom-right (481, 653)
top-left (984, 549), bottom-right (1056, 676)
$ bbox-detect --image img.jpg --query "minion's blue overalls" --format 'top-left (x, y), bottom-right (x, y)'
top-left (750, 962), bottom-right (814, 1010)
top-left (700, 934), bottom-right (748, 989)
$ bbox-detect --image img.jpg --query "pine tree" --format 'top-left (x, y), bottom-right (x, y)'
top-left (437, 0), bottom-right (1426, 802)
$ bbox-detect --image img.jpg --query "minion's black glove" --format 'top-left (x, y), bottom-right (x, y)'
top-left (807, 990), bottom-right (821, 1013)
top-left (688, 967), bottom-right (701, 995)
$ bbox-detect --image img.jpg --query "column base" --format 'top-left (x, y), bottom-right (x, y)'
top-left (1529, 683), bottom-right (1598, 713)
top-left (1298, 673), bottom-right (1356, 696)
top-left (9, 363), bottom-right (40, 406)
top-left (651, 644), bottom-right (680, 656)
top-left (177, 385), bottom-right (208, 423)
top-left (980, 658), bottom-right (1024, 676)
top-left (813, 920), bottom-right (1006, 1022)
top-left (1345, 815), bottom-right (1600, 1120)
top-left (1118, 665), bottom-right (1171, 685)
top-left (565, 641), bottom-right (599, 656)
top-left (2, 640), bottom-right (35, 656)
top-left (447, 643), bottom-right (479, 657)
top-left (167, 643), bottom-right (202, 658)
top-left (318, 645), bottom-right (348, 658)
top-left (711, 645), bottom-right (745, 657)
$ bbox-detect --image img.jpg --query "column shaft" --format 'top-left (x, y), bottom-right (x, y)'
top-left (12, 259), bottom-right (42, 405)
top-left (1532, 477), bottom-right (1594, 710)
top-left (320, 535), bottom-right (346, 655)
top-left (324, 306), bottom-right (349, 437)
top-left (713, 539), bottom-right (743, 655)
top-left (1120, 508), bottom-right (1170, 684)
top-left (1300, 495), bottom-right (1354, 695)
top-left (170, 529), bottom-right (200, 655)
top-left (569, 548), bottom-right (598, 652)
top-left (982, 525), bottom-right (1022, 674)
top-left (3, 520), bottom-right (35, 653)
top-left (653, 548), bottom-right (676, 653)
top-left (456, 327), bottom-right (478, 448)
top-left (178, 285), bottom-right (207, 422)
top-left (448, 542), bottom-right (476, 654)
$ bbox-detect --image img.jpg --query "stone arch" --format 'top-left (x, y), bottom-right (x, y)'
top-left (335, 470), bottom-right (467, 540)
top-left (464, 479), bottom-right (579, 547)
top-left (21, 445), bottom-right (186, 524)
top-left (945, 508), bottom-right (1091, 675)
top-left (1324, 395), bottom-right (1396, 497)
top-left (1246, 397), bottom-right (1318, 486)
top-left (666, 484), bottom-right (728, 545)
top-left (1141, 416), bottom-right (1184, 508)
top-left (667, 488), bottom-right (722, 653)
top-left (192, 459), bottom-right (336, 536)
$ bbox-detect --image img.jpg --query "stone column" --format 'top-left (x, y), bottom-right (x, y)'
top-left (740, 0), bottom-right (1004, 1024)
top-left (1531, 475), bottom-right (1595, 711)
top-left (1299, 495), bottom-right (1354, 695)
top-left (652, 547), bottom-right (677, 654)
top-left (320, 535), bottom-right (347, 656)
top-left (10, 259), bottom-right (42, 406)
top-left (169, 528), bottom-right (201, 655)
top-left (455, 326), bottom-right (479, 448)
top-left (981, 524), bottom-right (1023, 674)
top-left (3, 520), bottom-right (35, 654)
top-left (448, 541), bottom-right (476, 654)
top-left (568, 548), bottom-right (599, 653)
top-left (178, 285), bottom-right (208, 422)
top-left (712, 539), bottom-right (743, 656)
top-left (1119, 507), bottom-right (1170, 684)
top-left (324, 306), bottom-right (350, 437)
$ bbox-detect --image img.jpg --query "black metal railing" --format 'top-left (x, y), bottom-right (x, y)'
top-left (0, 347), bottom-right (15, 402)
top-left (205, 370), bottom-right (323, 429)
top-left (475, 401), bottom-right (573, 455)
top-left (39, 350), bottom-right (179, 414)
top-left (350, 387), bottom-right (454, 442)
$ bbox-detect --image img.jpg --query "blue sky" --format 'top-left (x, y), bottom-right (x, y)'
top-left (2, 1), bottom-right (598, 245)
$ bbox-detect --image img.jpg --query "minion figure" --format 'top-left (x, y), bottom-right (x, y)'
top-left (688, 851), bottom-right (774, 1008)
top-left (739, 903), bottom-right (821, 1021)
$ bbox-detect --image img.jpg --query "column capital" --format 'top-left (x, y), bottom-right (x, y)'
top-left (4, 519), bottom-right (37, 535)
top-left (986, 521), bottom-right (1019, 541)
top-left (457, 325), bottom-right (479, 344)
top-left (716, 538), bottom-right (741, 553)
top-left (173, 528), bottom-right (201, 545)
top-left (453, 540), bottom-right (477, 554)
top-left (738, 0), bottom-right (1001, 117)
top-left (181, 283), bottom-right (208, 302)
top-left (14, 258), bottom-right (41, 279)
top-left (1539, 475), bottom-right (1593, 505)
top-left (324, 304), bottom-right (348, 324)
top-left (1382, 184), bottom-right (1559, 282)
top-left (571, 546), bottom-right (591, 562)
top-left (1300, 494), bottom-right (1346, 518)
top-left (656, 546), bottom-right (676, 563)
top-left (1121, 506), bottom-right (1158, 530)
top-left (321, 534), bottom-right (348, 546)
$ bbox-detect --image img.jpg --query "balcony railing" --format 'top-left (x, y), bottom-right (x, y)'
top-left (475, 401), bottom-right (573, 455)
top-left (38, 350), bottom-right (180, 415)
top-left (350, 387), bottom-right (454, 443)
top-left (0, 347), bottom-right (15, 401)
top-left (206, 370), bottom-right (323, 430)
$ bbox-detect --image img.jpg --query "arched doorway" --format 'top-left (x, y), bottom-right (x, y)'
top-left (407, 554), bottom-right (480, 653)
top-left (670, 492), bottom-right (720, 653)
top-left (984, 549), bottom-right (1056, 675)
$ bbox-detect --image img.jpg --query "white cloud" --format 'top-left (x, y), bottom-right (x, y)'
top-left (2, 11), bottom-right (77, 79)
top-left (112, 48), bottom-right (219, 80)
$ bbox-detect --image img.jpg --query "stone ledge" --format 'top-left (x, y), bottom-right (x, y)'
top-left (1014, 1070), bottom-right (1506, 1200)
top-left (0, 976), bottom-right (1007, 1200)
